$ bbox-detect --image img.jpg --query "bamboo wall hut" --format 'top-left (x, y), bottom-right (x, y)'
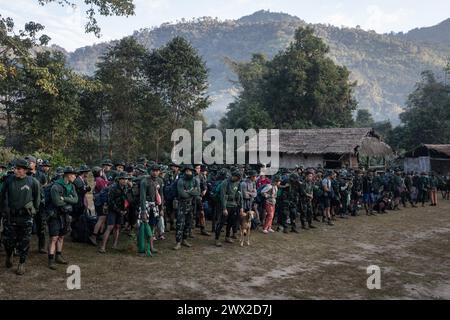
top-left (403, 144), bottom-right (450, 174)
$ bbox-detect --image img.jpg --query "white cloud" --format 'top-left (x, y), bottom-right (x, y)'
top-left (364, 4), bottom-right (411, 33)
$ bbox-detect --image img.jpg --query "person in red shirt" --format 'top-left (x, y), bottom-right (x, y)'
top-left (256, 173), bottom-right (271, 190)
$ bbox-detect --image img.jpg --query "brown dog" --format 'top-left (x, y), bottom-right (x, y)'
top-left (239, 210), bottom-right (255, 247)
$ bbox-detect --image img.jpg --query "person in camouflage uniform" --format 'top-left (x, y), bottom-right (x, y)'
top-left (391, 169), bottom-right (403, 210)
top-left (416, 172), bottom-right (430, 207)
top-left (125, 164), bottom-right (147, 239)
top-left (300, 170), bottom-right (317, 229)
top-left (331, 171), bottom-right (341, 220)
top-left (312, 169), bottom-right (324, 222)
top-left (403, 171), bottom-right (417, 208)
top-left (278, 173), bottom-right (300, 233)
top-left (351, 169), bottom-right (364, 216)
top-left (1, 159), bottom-right (41, 275)
top-left (163, 162), bottom-right (181, 232)
top-left (429, 172), bottom-right (439, 206)
top-left (193, 164), bottom-right (210, 237)
top-left (174, 165), bottom-right (200, 250)
top-left (215, 169), bottom-right (243, 246)
top-left (25, 155), bottom-right (48, 254)
top-left (143, 164), bottom-right (165, 240)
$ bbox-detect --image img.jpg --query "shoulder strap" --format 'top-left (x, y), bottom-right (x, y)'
top-left (26, 176), bottom-right (34, 188)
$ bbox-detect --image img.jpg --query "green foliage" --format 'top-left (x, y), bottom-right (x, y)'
top-left (12, 51), bottom-right (97, 156)
top-left (0, 147), bottom-right (20, 165)
top-left (391, 70), bottom-right (450, 150)
top-left (145, 36), bottom-right (209, 127)
top-left (64, 11), bottom-right (448, 124)
top-left (221, 27), bottom-right (357, 129)
top-left (355, 109), bottom-right (375, 127)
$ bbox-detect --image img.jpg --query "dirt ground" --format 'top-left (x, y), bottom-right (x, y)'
top-left (1, 199), bottom-right (449, 300)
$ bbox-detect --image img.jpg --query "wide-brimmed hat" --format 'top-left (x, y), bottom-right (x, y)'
top-left (78, 164), bottom-right (90, 173)
top-left (102, 159), bottom-right (113, 166)
top-left (115, 160), bottom-right (126, 167)
top-left (116, 171), bottom-right (129, 180)
top-left (182, 164), bottom-right (194, 172)
top-left (248, 170), bottom-right (258, 177)
top-left (169, 162), bottom-right (181, 168)
top-left (42, 160), bottom-right (51, 167)
top-left (25, 155), bottom-right (37, 164)
top-left (135, 164), bottom-right (147, 173)
top-left (63, 166), bottom-right (77, 175)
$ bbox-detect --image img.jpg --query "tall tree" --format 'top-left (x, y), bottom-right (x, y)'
top-left (355, 109), bottom-right (375, 127)
top-left (95, 37), bottom-right (148, 161)
top-left (396, 70), bottom-right (450, 149)
top-left (145, 36), bottom-right (209, 129)
top-left (13, 51), bottom-right (96, 156)
top-left (221, 27), bottom-right (357, 129)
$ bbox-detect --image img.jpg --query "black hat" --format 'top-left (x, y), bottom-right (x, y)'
top-left (150, 164), bottom-right (161, 171)
top-left (135, 164), bottom-right (147, 173)
top-left (116, 171), bottom-right (129, 180)
top-left (0, 164), bottom-right (7, 169)
top-left (182, 164), bottom-right (194, 172)
top-left (102, 159), bottom-right (113, 166)
top-left (200, 165), bottom-right (208, 172)
top-left (25, 155), bottom-right (37, 163)
top-left (170, 162), bottom-right (181, 168)
top-left (63, 166), bottom-right (77, 175)
top-left (231, 169), bottom-right (242, 178)
top-left (15, 159), bottom-right (29, 169)
top-left (248, 170), bottom-right (258, 177)
top-left (78, 165), bottom-right (90, 173)
top-left (115, 160), bottom-right (126, 167)
top-left (42, 160), bottom-right (51, 167)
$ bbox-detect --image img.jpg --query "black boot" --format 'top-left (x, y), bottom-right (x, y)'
top-left (5, 252), bottom-right (13, 269)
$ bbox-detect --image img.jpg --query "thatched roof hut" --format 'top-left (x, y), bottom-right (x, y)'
top-left (242, 127), bottom-right (392, 169)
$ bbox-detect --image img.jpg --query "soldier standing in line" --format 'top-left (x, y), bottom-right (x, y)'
top-left (1, 159), bottom-right (41, 275)
top-left (174, 165), bottom-right (200, 250)
top-left (300, 170), bottom-right (317, 229)
top-left (25, 155), bottom-right (47, 254)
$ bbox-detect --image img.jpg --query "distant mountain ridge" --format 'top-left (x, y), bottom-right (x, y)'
top-left (58, 10), bottom-right (449, 125)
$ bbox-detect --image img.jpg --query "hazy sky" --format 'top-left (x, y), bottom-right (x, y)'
top-left (2, 0), bottom-right (450, 51)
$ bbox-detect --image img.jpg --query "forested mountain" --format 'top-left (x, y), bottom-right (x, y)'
top-left (59, 10), bottom-right (449, 124)
top-left (396, 18), bottom-right (450, 49)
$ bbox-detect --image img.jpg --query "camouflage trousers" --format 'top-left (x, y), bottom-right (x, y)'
top-left (2, 221), bottom-right (33, 264)
top-left (300, 200), bottom-right (313, 227)
top-left (33, 206), bottom-right (46, 250)
top-left (281, 202), bottom-right (298, 229)
top-left (176, 200), bottom-right (193, 243)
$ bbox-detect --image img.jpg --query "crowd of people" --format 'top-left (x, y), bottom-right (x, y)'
top-left (1, 156), bottom-right (449, 275)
